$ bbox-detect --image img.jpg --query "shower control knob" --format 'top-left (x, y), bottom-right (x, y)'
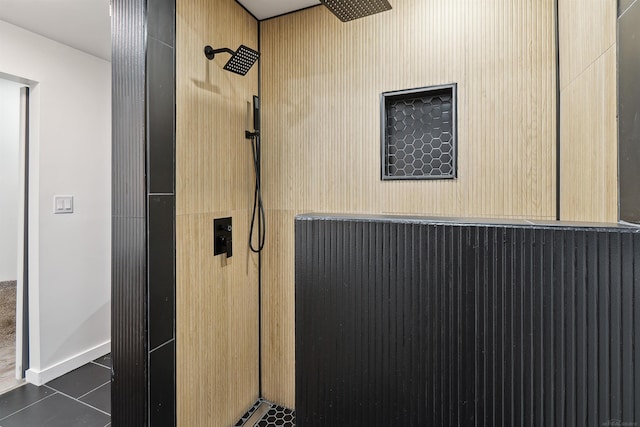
top-left (213, 217), bottom-right (233, 258)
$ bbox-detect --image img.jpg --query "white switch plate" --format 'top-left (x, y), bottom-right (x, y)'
top-left (53, 195), bottom-right (73, 214)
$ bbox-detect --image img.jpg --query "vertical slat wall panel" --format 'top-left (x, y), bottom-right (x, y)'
top-left (113, 0), bottom-right (177, 423)
top-left (262, 0), bottom-right (557, 406)
top-left (111, 0), bottom-right (146, 220)
top-left (295, 215), bottom-right (640, 426)
top-left (175, 0), bottom-right (259, 425)
top-left (558, 0), bottom-right (617, 222)
top-left (262, 1), bottom-right (557, 217)
top-left (111, 0), bottom-right (148, 424)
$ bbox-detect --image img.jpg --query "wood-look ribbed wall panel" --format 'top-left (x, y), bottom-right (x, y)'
top-left (560, 47), bottom-right (617, 222)
top-left (176, 211), bottom-right (259, 425)
top-left (176, 0), bottom-right (259, 425)
top-left (262, 209), bottom-right (297, 407)
top-left (558, 0), bottom-right (617, 222)
top-left (261, 0), bottom-right (557, 407)
top-left (558, 0), bottom-right (616, 90)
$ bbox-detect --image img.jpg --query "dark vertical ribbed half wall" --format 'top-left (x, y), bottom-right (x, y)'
top-left (295, 215), bottom-right (640, 427)
top-left (111, 0), bottom-right (147, 424)
top-left (112, 0), bottom-right (176, 424)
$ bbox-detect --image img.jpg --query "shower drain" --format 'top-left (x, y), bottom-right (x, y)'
top-left (234, 398), bottom-right (295, 427)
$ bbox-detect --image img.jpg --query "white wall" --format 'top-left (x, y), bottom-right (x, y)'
top-left (0, 79), bottom-right (21, 282)
top-left (0, 19), bottom-right (111, 383)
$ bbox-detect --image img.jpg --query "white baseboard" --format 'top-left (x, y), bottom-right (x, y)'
top-left (25, 341), bottom-right (111, 386)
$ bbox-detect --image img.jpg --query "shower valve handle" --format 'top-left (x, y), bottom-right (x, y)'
top-left (213, 217), bottom-right (233, 258)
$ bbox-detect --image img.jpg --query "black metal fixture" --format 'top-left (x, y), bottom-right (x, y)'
top-left (245, 96), bottom-right (265, 254)
top-left (321, 0), bottom-right (392, 22)
top-left (213, 217), bottom-right (233, 257)
top-left (203, 44), bottom-right (260, 76)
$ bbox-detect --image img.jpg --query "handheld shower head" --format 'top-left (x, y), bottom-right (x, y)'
top-left (204, 44), bottom-right (260, 76)
top-left (321, 0), bottom-right (392, 22)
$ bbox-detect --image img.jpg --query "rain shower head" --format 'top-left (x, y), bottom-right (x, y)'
top-left (204, 44), bottom-right (260, 76)
top-left (321, 0), bottom-right (392, 22)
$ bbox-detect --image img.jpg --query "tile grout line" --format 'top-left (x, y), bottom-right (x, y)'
top-left (0, 356), bottom-right (112, 425)
top-left (91, 361), bottom-right (112, 370)
top-left (560, 43), bottom-right (616, 92)
top-left (149, 337), bottom-right (174, 354)
top-left (619, 0), bottom-right (639, 19)
top-left (77, 380), bottom-right (111, 400)
top-left (0, 391), bottom-right (59, 422)
top-left (43, 385), bottom-right (111, 417)
top-left (54, 389), bottom-right (111, 417)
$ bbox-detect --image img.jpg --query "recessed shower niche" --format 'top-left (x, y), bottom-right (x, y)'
top-left (381, 84), bottom-right (457, 180)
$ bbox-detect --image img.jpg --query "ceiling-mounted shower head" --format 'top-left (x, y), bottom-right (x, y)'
top-left (203, 44), bottom-right (260, 76)
top-left (321, 0), bottom-right (392, 22)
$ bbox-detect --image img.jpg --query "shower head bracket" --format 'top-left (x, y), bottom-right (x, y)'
top-left (204, 46), bottom-right (234, 60)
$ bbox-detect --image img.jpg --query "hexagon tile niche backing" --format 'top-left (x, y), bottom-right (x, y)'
top-left (381, 84), bottom-right (457, 180)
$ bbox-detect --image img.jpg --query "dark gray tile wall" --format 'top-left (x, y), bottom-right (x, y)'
top-left (147, 37), bottom-right (176, 194)
top-left (146, 0), bottom-right (176, 424)
top-left (148, 194), bottom-right (175, 350)
top-left (113, 0), bottom-right (176, 424)
top-left (618, 0), bottom-right (640, 223)
top-left (620, 0), bottom-right (637, 16)
top-left (150, 341), bottom-right (176, 427)
top-left (148, 0), bottom-right (176, 45)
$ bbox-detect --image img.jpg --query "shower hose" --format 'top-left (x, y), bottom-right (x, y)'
top-left (249, 134), bottom-right (265, 253)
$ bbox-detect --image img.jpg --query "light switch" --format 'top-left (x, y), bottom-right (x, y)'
top-left (53, 195), bottom-right (74, 214)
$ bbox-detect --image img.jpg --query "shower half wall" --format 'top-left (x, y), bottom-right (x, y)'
top-left (296, 214), bottom-right (640, 426)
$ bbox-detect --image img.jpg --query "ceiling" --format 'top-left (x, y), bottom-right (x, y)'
top-left (0, 0), bottom-right (111, 61)
top-left (0, 0), bottom-right (319, 62)
top-left (238, 0), bottom-right (321, 21)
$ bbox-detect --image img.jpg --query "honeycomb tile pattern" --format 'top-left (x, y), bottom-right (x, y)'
top-left (383, 86), bottom-right (456, 180)
top-left (235, 399), bottom-right (295, 427)
top-left (256, 404), bottom-right (295, 427)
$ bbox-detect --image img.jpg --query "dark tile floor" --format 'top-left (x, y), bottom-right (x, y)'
top-left (0, 354), bottom-right (111, 427)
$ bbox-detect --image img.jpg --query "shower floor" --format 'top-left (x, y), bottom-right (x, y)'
top-left (235, 398), bottom-right (295, 427)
